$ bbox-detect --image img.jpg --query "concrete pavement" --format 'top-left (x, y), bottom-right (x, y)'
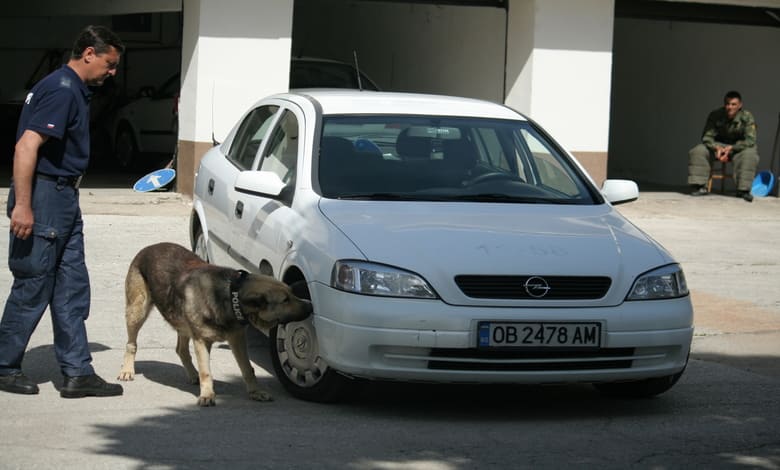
top-left (615, 190), bottom-right (780, 379)
top-left (0, 185), bottom-right (777, 469)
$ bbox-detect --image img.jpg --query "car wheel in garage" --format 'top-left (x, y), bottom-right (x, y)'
top-left (270, 283), bottom-right (349, 402)
top-left (115, 124), bottom-right (138, 169)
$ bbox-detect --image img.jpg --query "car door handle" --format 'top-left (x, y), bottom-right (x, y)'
top-left (207, 179), bottom-right (215, 195)
top-left (235, 200), bottom-right (244, 219)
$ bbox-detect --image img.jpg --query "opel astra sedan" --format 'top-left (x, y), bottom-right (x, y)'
top-left (190, 90), bottom-right (693, 402)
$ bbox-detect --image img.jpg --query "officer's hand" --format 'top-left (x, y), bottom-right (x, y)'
top-left (10, 206), bottom-right (34, 240)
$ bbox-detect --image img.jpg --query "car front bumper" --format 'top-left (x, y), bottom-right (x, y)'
top-left (310, 284), bottom-right (693, 384)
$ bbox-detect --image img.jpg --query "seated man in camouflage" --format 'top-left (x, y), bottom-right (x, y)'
top-left (688, 90), bottom-right (760, 202)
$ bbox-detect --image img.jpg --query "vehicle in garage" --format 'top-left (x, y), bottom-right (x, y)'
top-left (108, 57), bottom-right (378, 169)
top-left (109, 73), bottom-right (180, 169)
top-left (189, 89), bottom-right (693, 402)
top-left (289, 56), bottom-right (379, 91)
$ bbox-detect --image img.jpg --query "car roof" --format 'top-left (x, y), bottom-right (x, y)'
top-left (291, 56), bottom-right (356, 65)
top-left (274, 90), bottom-right (527, 121)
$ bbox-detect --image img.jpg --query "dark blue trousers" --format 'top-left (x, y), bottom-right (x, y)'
top-left (0, 178), bottom-right (94, 377)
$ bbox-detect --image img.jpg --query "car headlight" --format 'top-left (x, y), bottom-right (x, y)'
top-left (626, 264), bottom-right (689, 300)
top-left (331, 260), bottom-right (438, 299)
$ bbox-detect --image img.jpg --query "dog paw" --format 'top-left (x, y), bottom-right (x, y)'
top-left (249, 390), bottom-right (274, 402)
top-left (117, 370), bottom-right (135, 381)
top-left (197, 396), bottom-right (216, 407)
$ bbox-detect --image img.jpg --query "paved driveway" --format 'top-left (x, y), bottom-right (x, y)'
top-left (0, 186), bottom-right (777, 469)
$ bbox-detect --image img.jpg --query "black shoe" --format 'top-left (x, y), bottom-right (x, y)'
top-left (737, 191), bottom-right (754, 202)
top-left (690, 186), bottom-right (708, 196)
top-left (61, 374), bottom-right (123, 398)
top-left (0, 372), bottom-right (39, 395)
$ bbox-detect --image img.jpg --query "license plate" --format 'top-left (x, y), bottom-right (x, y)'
top-left (478, 322), bottom-right (601, 348)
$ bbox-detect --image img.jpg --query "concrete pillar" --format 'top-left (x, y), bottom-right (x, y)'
top-left (178, 0), bottom-right (293, 196)
top-left (505, 0), bottom-right (614, 186)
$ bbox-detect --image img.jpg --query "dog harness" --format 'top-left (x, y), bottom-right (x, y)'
top-left (229, 270), bottom-right (250, 326)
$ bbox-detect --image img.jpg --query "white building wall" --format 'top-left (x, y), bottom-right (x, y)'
top-left (180, 0), bottom-right (293, 144)
top-left (505, 0), bottom-right (614, 182)
top-left (506, 0), bottom-right (615, 148)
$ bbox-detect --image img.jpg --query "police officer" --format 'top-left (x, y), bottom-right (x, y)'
top-left (688, 90), bottom-right (760, 202)
top-left (0, 26), bottom-right (125, 397)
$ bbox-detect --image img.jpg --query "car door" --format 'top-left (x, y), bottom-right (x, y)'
top-left (199, 103), bottom-right (280, 267)
top-left (228, 103), bottom-right (305, 276)
top-left (194, 143), bottom-right (234, 266)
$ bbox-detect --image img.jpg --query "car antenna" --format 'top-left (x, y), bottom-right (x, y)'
top-left (211, 81), bottom-right (220, 146)
top-left (353, 50), bottom-right (363, 91)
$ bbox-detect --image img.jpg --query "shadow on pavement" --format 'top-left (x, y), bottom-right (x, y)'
top-left (21, 342), bottom-right (113, 387)
top-left (691, 352), bottom-right (780, 379)
top-left (84, 354), bottom-right (780, 470)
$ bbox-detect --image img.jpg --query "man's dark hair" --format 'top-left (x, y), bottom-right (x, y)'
top-left (71, 25), bottom-right (125, 59)
top-left (724, 90), bottom-right (742, 102)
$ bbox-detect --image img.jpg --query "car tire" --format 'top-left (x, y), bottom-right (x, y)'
top-left (115, 124), bottom-right (138, 169)
top-left (270, 281), bottom-right (350, 403)
top-left (593, 369), bottom-right (685, 398)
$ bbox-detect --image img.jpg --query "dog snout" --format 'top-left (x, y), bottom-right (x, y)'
top-left (293, 299), bottom-right (313, 320)
top-left (278, 298), bottom-right (312, 325)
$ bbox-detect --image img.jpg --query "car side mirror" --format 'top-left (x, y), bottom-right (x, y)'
top-left (234, 171), bottom-right (285, 197)
top-left (601, 179), bottom-right (639, 205)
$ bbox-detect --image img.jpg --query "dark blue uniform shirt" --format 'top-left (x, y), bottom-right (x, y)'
top-left (16, 65), bottom-right (92, 177)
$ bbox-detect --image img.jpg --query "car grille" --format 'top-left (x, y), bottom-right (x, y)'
top-left (427, 347), bottom-right (634, 371)
top-left (454, 275), bottom-right (612, 300)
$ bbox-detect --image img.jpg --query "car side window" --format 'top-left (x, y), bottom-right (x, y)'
top-left (227, 105), bottom-right (279, 170)
top-left (259, 110), bottom-right (299, 184)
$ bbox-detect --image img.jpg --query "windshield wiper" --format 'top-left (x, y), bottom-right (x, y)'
top-left (335, 193), bottom-right (573, 203)
top-left (336, 193), bottom-right (426, 201)
top-left (448, 194), bottom-right (578, 204)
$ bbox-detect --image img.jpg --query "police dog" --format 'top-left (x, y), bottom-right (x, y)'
top-left (118, 242), bottom-right (312, 406)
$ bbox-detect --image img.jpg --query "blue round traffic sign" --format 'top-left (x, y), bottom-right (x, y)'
top-left (133, 168), bottom-right (176, 192)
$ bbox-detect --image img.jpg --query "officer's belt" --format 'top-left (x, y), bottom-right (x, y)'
top-left (36, 173), bottom-right (82, 189)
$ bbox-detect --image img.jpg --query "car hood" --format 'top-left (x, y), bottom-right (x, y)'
top-left (317, 200), bottom-right (673, 306)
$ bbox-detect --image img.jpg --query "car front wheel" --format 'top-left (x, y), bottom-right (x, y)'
top-left (270, 306), bottom-right (349, 403)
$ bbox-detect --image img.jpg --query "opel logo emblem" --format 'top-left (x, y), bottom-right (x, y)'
top-left (524, 276), bottom-right (550, 298)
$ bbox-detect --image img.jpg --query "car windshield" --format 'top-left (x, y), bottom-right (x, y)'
top-left (317, 116), bottom-right (598, 204)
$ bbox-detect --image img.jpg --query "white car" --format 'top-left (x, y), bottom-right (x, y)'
top-left (190, 90), bottom-right (693, 402)
top-left (111, 73), bottom-right (180, 169)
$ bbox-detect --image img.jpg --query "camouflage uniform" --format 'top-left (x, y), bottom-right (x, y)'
top-left (688, 108), bottom-right (760, 191)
